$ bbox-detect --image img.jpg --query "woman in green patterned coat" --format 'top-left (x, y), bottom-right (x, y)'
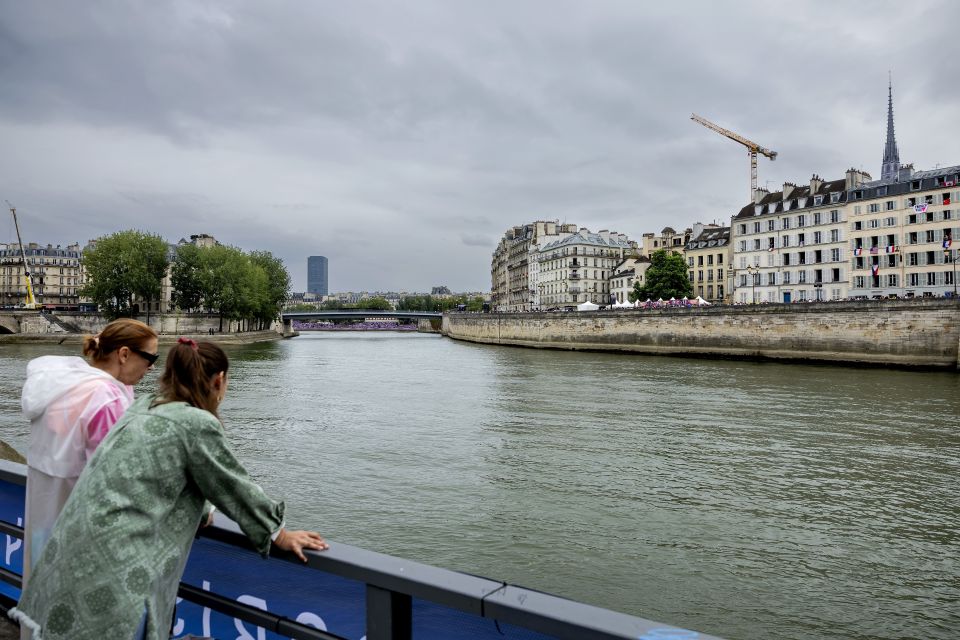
top-left (9, 338), bottom-right (329, 640)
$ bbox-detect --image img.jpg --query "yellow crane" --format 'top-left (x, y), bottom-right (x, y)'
top-left (691, 113), bottom-right (777, 203)
top-left (6, 202), bottom-right (38, 309)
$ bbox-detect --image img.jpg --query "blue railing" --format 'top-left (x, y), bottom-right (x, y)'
top-left (0, 459), bottom-right (721, 640)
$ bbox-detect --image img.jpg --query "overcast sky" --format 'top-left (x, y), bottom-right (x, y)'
top-left (1, 1), bottom-right (957, 293)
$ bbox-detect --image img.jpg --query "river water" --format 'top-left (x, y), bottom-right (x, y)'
top-left (0, 333), bottom-right (957, 640)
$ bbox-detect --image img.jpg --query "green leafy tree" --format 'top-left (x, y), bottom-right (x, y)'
top-left (170, 243), bottom-right (206, 312)
top-left (81, 230), bottom-right (169, 319)
top-left (631, 250), bottom-right (693, 301)
top-left (358, 296), bottom-right (393, 311)
top-left (249, 251), bottom-right (291, 329)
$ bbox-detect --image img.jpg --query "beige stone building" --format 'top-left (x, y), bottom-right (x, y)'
top-left (490, 221), bottom-right (578, 312)
top-left (683, 224), bottom-right (730, 303)
top-left (608, 256), bottom-right (651, 304)
top-left (730, 170), bottom-right (868, 304)
top-left (538, 229), bottom-right (635, 308)
top-left (640, 227), bottom-right (692, 258)
top-left (847, 164), bottom-right (959, 298)
top-left (0, 242), bottom-right (84, 308)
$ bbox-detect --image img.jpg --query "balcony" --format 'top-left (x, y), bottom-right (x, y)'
top-left (569, 271), bottom-right (581, 280)
top-left (569, 287), bottom-right (581, 294)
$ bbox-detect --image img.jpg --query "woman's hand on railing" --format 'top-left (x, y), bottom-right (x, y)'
top-left (273, 528), bottom-right (329, 562)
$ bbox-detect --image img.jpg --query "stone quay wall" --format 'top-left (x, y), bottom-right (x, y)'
top-left (442, 299), bottom-right (960, 369)
top-left (0, 312), bottom-right (284, 338)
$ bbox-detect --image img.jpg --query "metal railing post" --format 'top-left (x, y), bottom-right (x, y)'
top-left (365, 585), bottom-right (411, 640)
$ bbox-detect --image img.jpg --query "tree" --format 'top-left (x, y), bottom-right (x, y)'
top-left (170, 243), bottom-right (205, 312)
top-left (249, 251), bottom-right (291, 329)
top-left (81, 230), bottom-right (169, 319)
top-left (358, 297), bottom-right (392, 311)
top-left (631, 250), bottom-right (692, 301)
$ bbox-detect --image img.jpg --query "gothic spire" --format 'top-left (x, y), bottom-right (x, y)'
top-left (881, 74), bottom-right (901, 180)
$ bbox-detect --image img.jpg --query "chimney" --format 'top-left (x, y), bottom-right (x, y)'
top-left (782, 182), bottom-right (796, 200)
top-left (809, 174), bottom-right (823, 195)
top-left (753, 187), bottom-right (769, 205)
top-left (845, 168), bottom-right (870, 190)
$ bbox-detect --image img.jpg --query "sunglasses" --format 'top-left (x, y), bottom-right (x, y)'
top-left (129, 347), bottom-right (160, 366)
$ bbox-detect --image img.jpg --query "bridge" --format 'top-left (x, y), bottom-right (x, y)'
top-left (282, 309), bottom-right (442, 321)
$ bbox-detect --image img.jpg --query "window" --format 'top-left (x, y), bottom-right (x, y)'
top-left (814, 231), bottom-right (823, 244)
top-left (698, 255), bottom-right (703, 266)
top-left (831, 192), bottom-right (840, 203)
top-left (798, 214), bottom-right (806, 227)
top-left (783, 236), bottom-right (790, 247)
top-left (813, 196), bottom-right (823, 206)
top-left (768, 237), bottom-right (776, 250)
top-left (944, 192), bottom-right (952, 205)
top-left (854, 221), bottom-right (863, 231)
top-left (854, 276), bottom-right (865, 288)
top-left (868, 203), bottom-right (880, 213)
top-left (926, 230), bottom-right (936, 243)
top-left (830, 229), bottom-right (840, 242)
top-left (768, 220), bottom-right (775, 231)
top-left (783, 271), bottom-right (791, 284)
top-left (814, 250), bottom-right (823, 263)
top-left (886, 200), bottom-right (895, 211)
top-left (878, 186), bottom-right (888, 196)
top-left (738, 240), bottom-right (747, 252)
top-left (767, 273), bottom-right (776, 285)
top-left (887, 274), bottom-right (898, 287)
top-left (799, 270), bottom-right (807, 283)
top-left (927, 272), bottom-right (937, 286)
top-left (945, 210), bottom-right (953, 220)
top-left (814, 212), bottom-right (823, 224)
top-left (718, 254), bottom-right (723, 264)
top-left (831, 248), bottom-right (840, 262)
top-left (855, 257), bottom-right (864, 270)
top-left (754, 239), bottom-right (762, 250)
top-left (707, 255), bottom-right (714, 266)
top-left (754, 222), bottom-right (762, 233)
top-left (831, 268), bottom-right (840, 282)
top-left (909, 273), bottom-right (920, 286)
top-left (830, 210), bottom-right (840, 223)
top-left (910, 180), bottom-right (921, 191)
top-left (798, 252), bottom-right (807, 265)
top-left (798, 233), bottom-right (806, 246)
top-left (884, 216), bottom-right (896, 227)
top-left (908, 252), bottom-right (919, 266)
top-left (688, 257), bottom-right (694, 266)
top-left (783, 253), bottom-right (791, 266)
top-left (738, 224), bottom-right (747, 234)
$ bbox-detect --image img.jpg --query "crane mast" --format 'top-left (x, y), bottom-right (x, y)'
top-left (691, 113), bottom-right (778, 203)
top-left (6, 202), bottom-right (37, 309)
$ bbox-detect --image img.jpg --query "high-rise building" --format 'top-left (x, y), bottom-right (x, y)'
top-left (307, 256), bottom-right (328, 296)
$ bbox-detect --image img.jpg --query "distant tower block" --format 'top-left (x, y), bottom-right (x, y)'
top-left (307, 256), bottom-right (328, 296)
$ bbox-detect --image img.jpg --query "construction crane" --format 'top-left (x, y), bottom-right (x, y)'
top-left (691, 113), bottom-right (777, 202)
top-left (6, 201), bottom-right (38, 309)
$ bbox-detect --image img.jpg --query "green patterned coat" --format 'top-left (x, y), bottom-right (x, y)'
top-left (9, 394), bottom-right (285, 640)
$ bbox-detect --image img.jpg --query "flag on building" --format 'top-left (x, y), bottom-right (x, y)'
top-left (945, 237), bottom-right (953, 250)
top-left (853, 247), bottom-right (863, 256)
top-left (869, 246), bottom-right (879, 254)
top-left (913, 203), bottom-right (929, 213)
top-left (885, 245), bottom-right (897, 253)
top-left (871, 264), bottom-right (880, 276)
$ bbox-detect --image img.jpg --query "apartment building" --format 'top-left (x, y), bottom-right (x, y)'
top-left (640, 227), bottom-right (692, 258)
top-left (538, 229), bottom-right (635, 308)
top-left (490, 221), bottom-right (578, 312)
top-left (730, 170), bottom-right (868, 303)
top-left (609, 256), bottom-right (651, 304)
top-left (848, 164), bottom-right (959, 298)
top-left (0, 242), bottom-right (84, 308)
top-left (683, 224), bottom-right (730, 303)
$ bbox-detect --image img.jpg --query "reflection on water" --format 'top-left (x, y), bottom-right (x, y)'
top-left (0, 334), bottom-right (957, 640)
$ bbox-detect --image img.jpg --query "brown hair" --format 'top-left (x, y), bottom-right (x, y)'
top-left (156, 340), bottom-right (230, 417)
top-left (82, 319), bottom-right (158, 363)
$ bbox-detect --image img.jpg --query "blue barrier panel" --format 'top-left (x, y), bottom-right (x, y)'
top-left (0, 460), bottom-right (722, 640)
top-left (0, 478), bottom-right (24, 604)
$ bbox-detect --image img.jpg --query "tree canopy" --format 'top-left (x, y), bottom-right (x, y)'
top-left (630, 250), bottom-right (693, 301)
top-left (80, 230), bottom-right (169, 319)
top-left (170, 244), bottom-right (290, 329)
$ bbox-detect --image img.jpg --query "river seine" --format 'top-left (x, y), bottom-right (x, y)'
top-left (0, 333), bottom-right (957, 640)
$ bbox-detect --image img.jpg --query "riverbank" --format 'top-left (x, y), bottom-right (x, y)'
top-left (443, 298), bottom-right (960, 369)
top-left (0, 329), bottom-right (288, 346)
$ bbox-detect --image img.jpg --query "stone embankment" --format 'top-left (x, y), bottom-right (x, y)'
top-left (443, 299), bottom-right (960, 369)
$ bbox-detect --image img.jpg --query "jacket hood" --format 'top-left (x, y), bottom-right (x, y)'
top-left (21, 356), bottom-right (124, 420)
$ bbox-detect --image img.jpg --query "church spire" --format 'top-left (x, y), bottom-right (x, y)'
top-left (881, 74), bottom-right (901, 180)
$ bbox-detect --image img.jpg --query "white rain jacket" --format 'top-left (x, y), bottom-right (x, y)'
top-left (20, 356), bottom-right (134, 580)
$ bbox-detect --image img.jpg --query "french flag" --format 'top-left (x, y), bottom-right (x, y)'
top-left (871, 264), bottom-right (880, 276)
top-left (853, 247), bottom-right (863, 256)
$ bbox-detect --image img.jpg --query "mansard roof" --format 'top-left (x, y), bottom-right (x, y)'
top-left (685, 227), bottom-right (730, 250)
top-left (539, 231), bottom-right (633, 252)
top-left (733, 177), bottom-right (847, 220)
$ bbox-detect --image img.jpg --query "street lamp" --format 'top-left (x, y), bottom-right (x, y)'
top-left (746, 265), bottom-right (757, 304)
